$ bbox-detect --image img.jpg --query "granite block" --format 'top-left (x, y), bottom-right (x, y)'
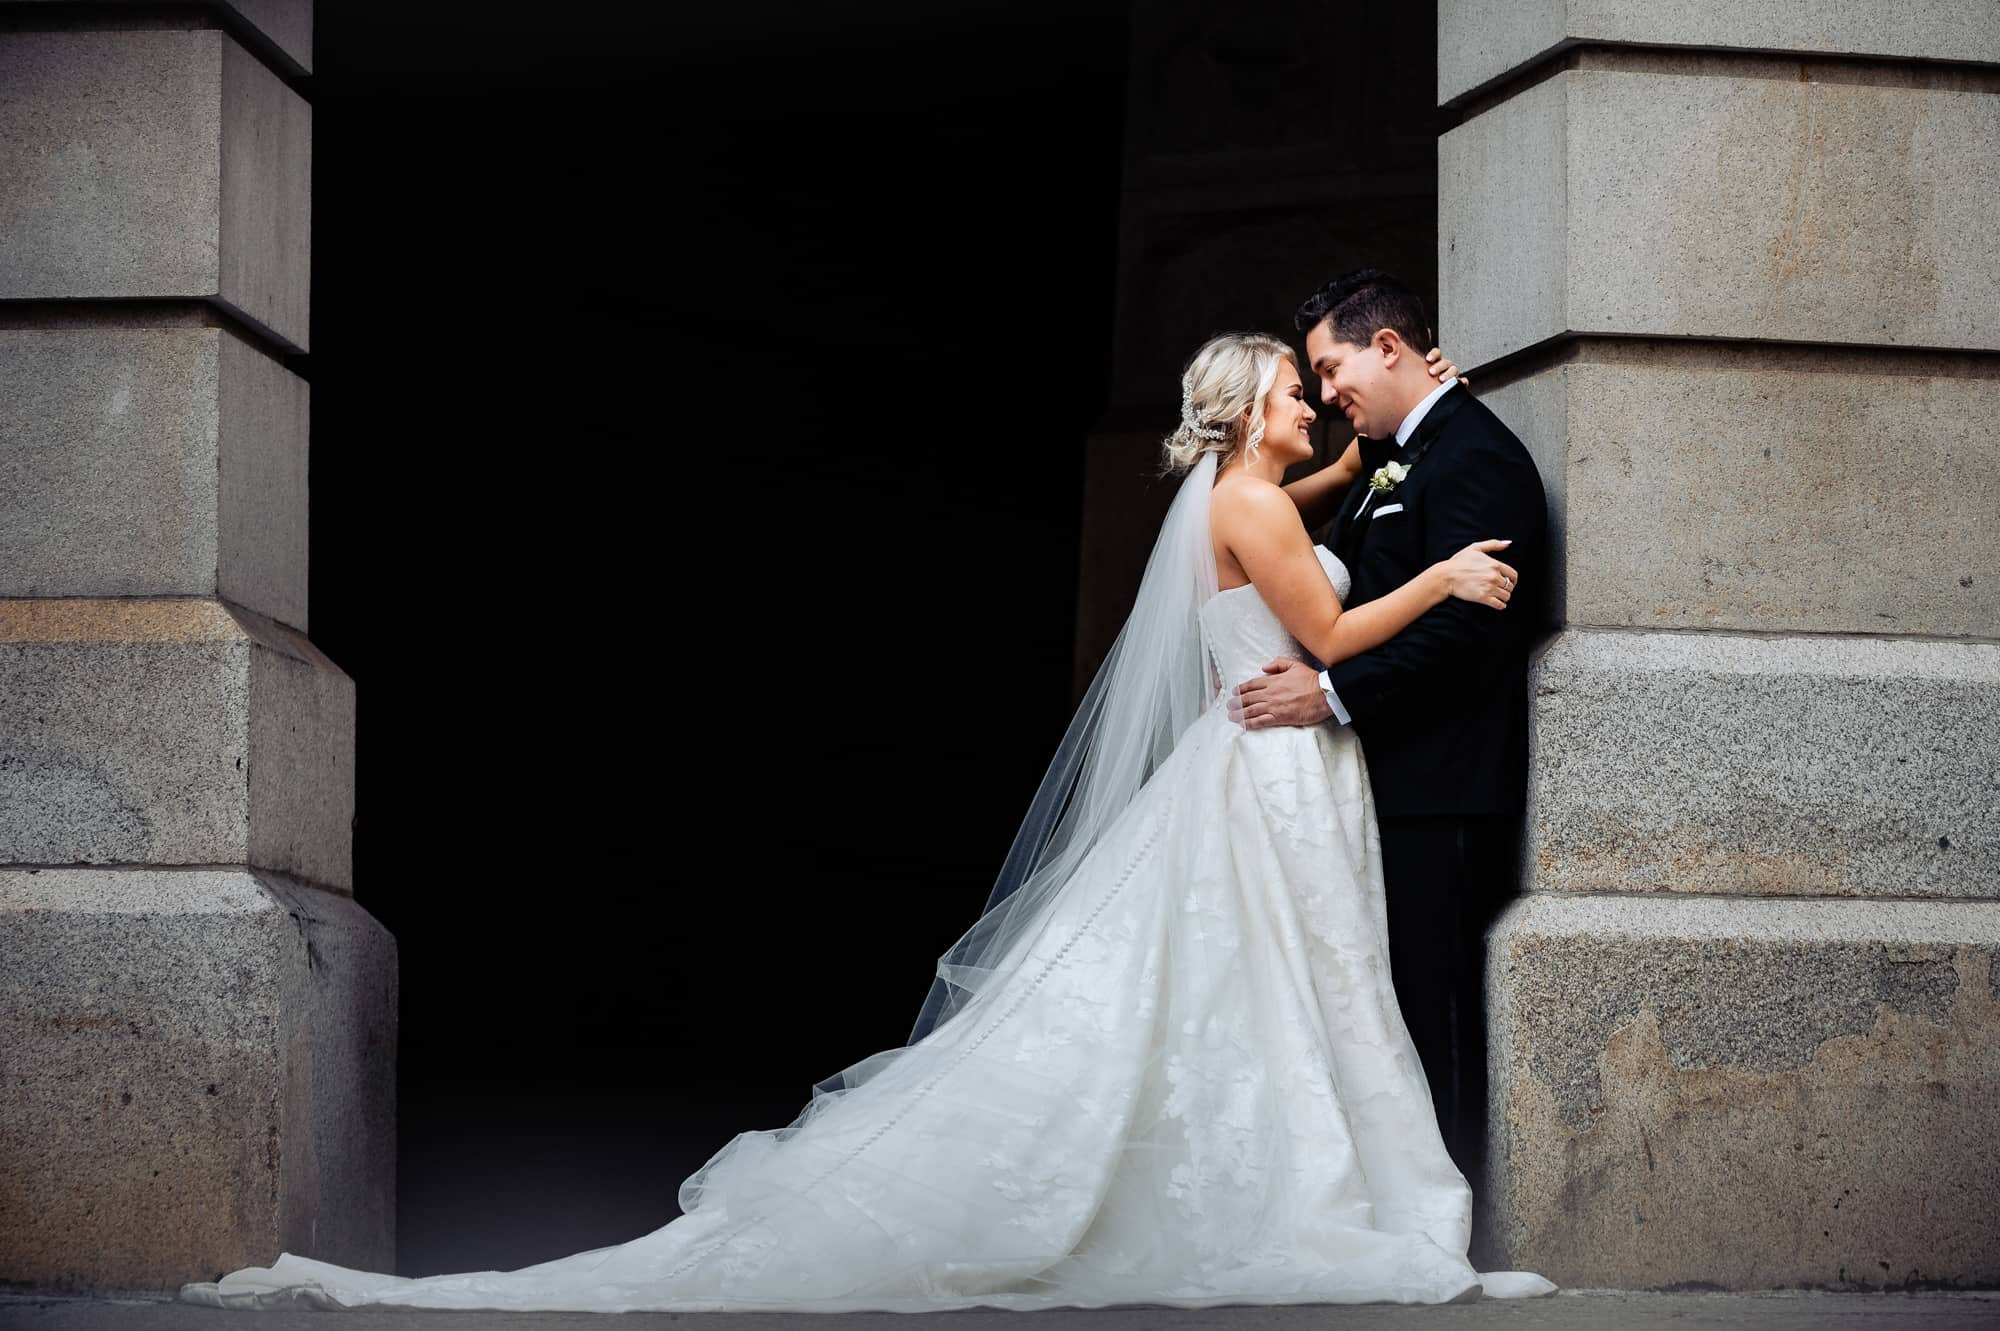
top-left (0, 327), bottom-right (307, 629)
top-left (1525, 629), bottom-right (2000, 899)
top-left (1483, 894), bottom-right (2000, 1288)
top-left (0, 600), bottom-right (352, 890)
top-left (1477, 343), bottom-right (2000, 638)
top-left (0, 866), bottom-right (392, 1290)
top-left (0, 31), bottom-right (310, 350)
top-left (1441, 0), bottom-right (2000, 106)
top-left (1441, 64), bottom-right (2000, 364)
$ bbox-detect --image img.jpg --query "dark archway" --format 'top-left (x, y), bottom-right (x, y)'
top-left (313, 0), bottom-right (1437, 1275)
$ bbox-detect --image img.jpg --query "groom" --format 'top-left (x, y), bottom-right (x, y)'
top-left (1231, 268), bottom-right (1547, 1187)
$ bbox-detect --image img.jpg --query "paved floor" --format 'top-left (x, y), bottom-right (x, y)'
top-left (4, 1291), bottom-right (1998, 1331)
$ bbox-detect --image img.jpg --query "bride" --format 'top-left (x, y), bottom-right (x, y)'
top-left (183, 332), bottom-right (1553, 1312)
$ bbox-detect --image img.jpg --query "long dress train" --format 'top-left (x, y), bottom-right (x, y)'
top-left (181, 546), bottom-right (1553, 1312)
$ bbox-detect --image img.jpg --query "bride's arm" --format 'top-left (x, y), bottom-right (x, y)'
top-left (1213, 480), bottom-right (1514, 668)
top-left (1280, 437), bottom-right (1362, 527)
top-left (1279, 348), bottom-right (1465, 527)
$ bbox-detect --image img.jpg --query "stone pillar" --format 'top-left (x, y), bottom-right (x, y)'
top-left (1438, 3), bottom-right (2000, 1289)
top-left (0, 4), bottom-right (396, 1291)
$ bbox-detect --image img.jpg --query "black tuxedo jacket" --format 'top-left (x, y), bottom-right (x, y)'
top-left (1320, 384), bottom-right (1548, 818)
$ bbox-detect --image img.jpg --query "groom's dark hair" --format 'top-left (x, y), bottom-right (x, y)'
top-left (1294, 269), bottom-right (1433, 353)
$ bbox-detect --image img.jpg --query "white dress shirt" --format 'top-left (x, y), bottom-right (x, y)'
top-left (1317, 379), bottom-right (1458, 725)
top-left (1396, 376), bottom-right (1458, 446)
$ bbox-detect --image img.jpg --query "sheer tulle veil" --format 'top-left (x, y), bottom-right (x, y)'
top-left (901, 450), bottom-right (1223, 1045)
top-left (678, 453), bottom-right (1223, 1211)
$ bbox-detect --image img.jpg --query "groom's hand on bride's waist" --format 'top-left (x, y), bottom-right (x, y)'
top-left (1229, 658), bottom-right (1333, 730)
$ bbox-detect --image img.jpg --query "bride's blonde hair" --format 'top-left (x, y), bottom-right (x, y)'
top-left (1161, 332), bottom-right (1295, 475)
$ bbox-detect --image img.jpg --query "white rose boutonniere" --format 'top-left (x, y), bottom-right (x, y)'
top-left (1368, 460), bottom-right (1409, 493)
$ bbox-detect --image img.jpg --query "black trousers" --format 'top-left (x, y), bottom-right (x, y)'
top-left (1376, 813), bottom-right (1520, 1190)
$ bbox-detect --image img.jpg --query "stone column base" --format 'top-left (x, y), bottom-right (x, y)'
top-left (1482, 893), bottom-right (2000, 1289)
top-left (0, 867), bottom-right (394, 1290)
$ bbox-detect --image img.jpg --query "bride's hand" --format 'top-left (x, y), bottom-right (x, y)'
top-left (1436, 540), bottom-right (1516, 609)
top-left (1424, 347), bottom-right (1469, 390)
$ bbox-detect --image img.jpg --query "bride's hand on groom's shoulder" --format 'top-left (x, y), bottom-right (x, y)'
top-left (1227, 658), bottom-right (1330, 731)
top-left (1425, 347), bottom-right (1469, 390)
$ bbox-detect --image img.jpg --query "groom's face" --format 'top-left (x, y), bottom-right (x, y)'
top-left (1305, 322), bottom-right (1393, 440)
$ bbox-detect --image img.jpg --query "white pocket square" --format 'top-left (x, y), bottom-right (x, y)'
top-left (1371, 503), bottom-right (1404, 519)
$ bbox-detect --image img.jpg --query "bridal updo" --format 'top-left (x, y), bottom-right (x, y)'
top-left (1161, 332), bottom-right (1296, 475)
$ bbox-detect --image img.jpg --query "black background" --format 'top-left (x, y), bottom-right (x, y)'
top-left (311, 0), bottom-right (1131, 1274)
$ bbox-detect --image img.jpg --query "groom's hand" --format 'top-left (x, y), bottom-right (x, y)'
top-left (1229, 658), bottom-right (1331, 729)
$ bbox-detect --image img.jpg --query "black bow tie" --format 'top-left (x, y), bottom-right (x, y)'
top-left (1357, 434), bottom-right (1399, 478)
top-left (1399, 384), bottom-right (1462, 469)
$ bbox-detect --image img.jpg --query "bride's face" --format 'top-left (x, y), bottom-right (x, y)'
top-left (1257, 358), bottom-right (1316, 465)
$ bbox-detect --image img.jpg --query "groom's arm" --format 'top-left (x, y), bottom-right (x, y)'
top-left (1319, 437), bottom-right (1545, 725)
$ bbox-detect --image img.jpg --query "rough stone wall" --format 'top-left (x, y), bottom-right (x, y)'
top-left (1439, 3), bottom-right (2000, 1288)
top-left (0, 2), bottom-right (396, 1292)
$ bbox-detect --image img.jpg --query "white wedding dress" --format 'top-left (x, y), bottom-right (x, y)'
top-left (182, 545), bottom-right (1553, 1313)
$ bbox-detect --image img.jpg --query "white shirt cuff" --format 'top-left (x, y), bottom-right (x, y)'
top-left (1317, 669), bottom-right (1351, 726)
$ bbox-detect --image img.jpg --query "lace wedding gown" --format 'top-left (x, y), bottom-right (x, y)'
top-left (182, 545), bottom-right (1552, 1312)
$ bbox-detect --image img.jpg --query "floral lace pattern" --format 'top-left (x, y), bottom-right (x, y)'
top-left (181, 546), bottom-right (1553, 1314)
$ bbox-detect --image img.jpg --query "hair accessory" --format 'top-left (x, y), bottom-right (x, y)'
top-left (1179, 375), bottom-right (1228, 442)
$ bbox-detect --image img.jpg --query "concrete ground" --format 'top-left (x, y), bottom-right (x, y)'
top-left (3, 1291), bottom-right (1998, 1331)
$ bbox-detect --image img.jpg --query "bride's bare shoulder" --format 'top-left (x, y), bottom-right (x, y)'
top-left (1210, 474), bottom-right (1305, 537)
